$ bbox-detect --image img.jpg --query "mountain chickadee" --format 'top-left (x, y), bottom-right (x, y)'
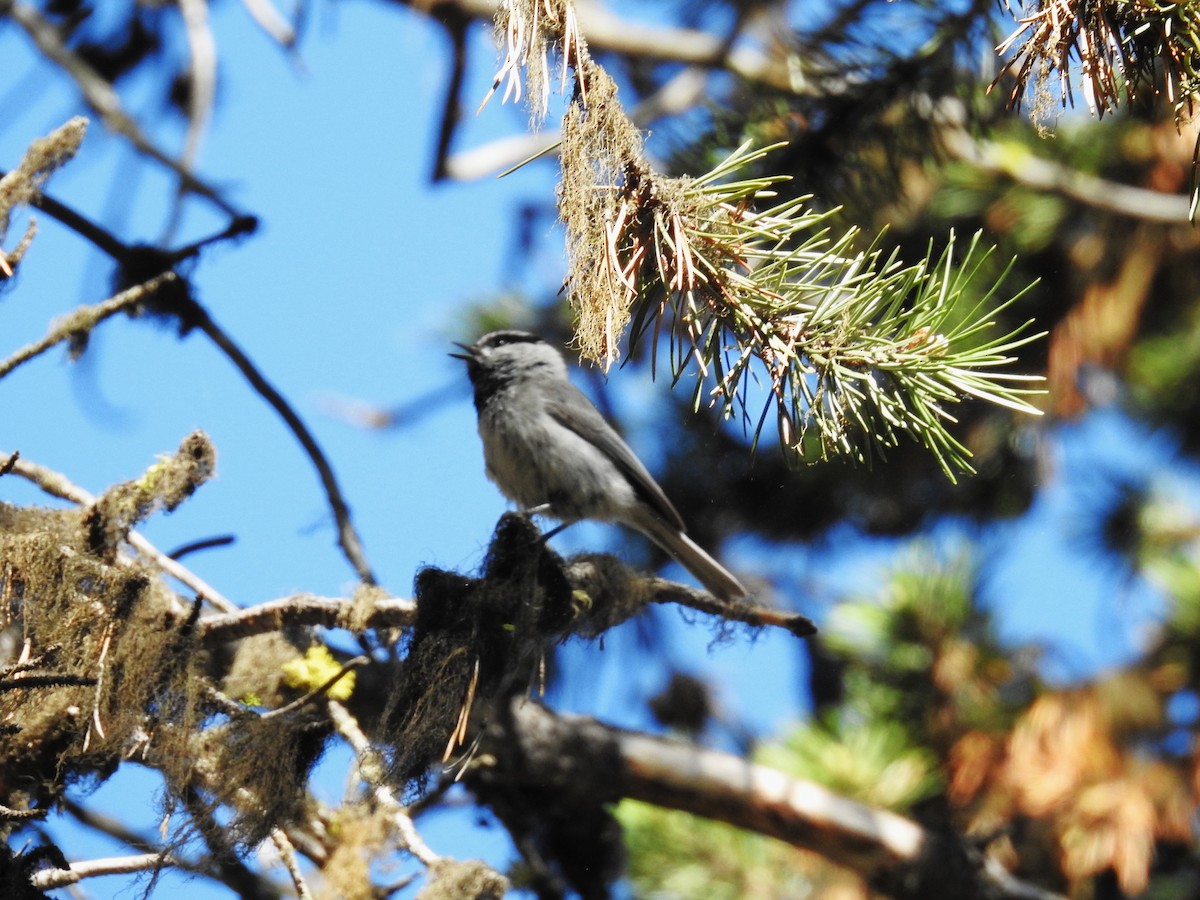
top-left (453, 330), bottom-right (747, 602)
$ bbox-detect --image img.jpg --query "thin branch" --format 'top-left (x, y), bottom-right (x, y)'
top-left (281, 824), bottom-right (330, 868)
top-left (198, 594), bottom-right (417, 646)
top-left (165, 0), bottom-right (219, 240)
top-left (0, 272), bottom-right (177, 380)
top-left (647, 577), bottom-right (817, 638)
top-left (61, 798), bottom-right (219, 880)
top-left (178, 0), bottom-right (217, 173)
top-left (0, 168), bottom-right (364, 584)
top-left (0, 167), bottom-right (129, 257)
top-left (0, 170), bottom-right (257, 263)
top-left (328, 700), bottom-right (442, 867)
top-left (30, 853), bottom-right (177, 889)
top-left (127, 534), bottom-right (238, 613)
top-left (204, 684), bottom-right (259, 718)
top-left (0, 0), bottom-right (242, 217)
top-left (7, 455), bottom-right (94, 504)
top-left (432, 9), bottom-right (471, 182)
top-left (938, 110), bottom-right (1192, 223)
top-left (0, 804), bottom-right (45, 820)
top-left (0, 674), bottom-right (97, 691)
top-left (442, 66), bottom-right (708, 181)
top-left (63, 798), bottom-right (164, 856)
top-left (401, 0), bottom-right (801, 92)
top-left (259, 656), bottom-right (368, 720)
top-left (238, 0), bottom-right (297, 47)
top-left (6, 455), bottom-right (239, 613)
top-left (168, 534), bottom-right (236, 560)
top-left (270, 828), bottom-right (313, 899)
top-left (177, 785), bottom-right (285, 899)
top-left (476, 700), bottom-right (1069, 900)
top-left (189, 308), bottom-right (378, 585)
top-left (1, 241), bottom-right (373, 587)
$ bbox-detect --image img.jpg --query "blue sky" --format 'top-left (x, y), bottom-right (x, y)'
top-left (1, 2), bottom-right (538, 595)
top-left (0, 0), bottom-right (1188, 895)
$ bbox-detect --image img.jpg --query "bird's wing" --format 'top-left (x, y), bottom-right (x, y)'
top-left (544, 382), bottom-right (687, 533)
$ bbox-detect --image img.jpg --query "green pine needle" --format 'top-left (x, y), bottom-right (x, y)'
top-left (622, 143), bottom-right (1044, 480)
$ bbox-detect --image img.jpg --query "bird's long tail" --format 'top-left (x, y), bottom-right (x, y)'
top-left (636, 515), bottom-right (748, 603)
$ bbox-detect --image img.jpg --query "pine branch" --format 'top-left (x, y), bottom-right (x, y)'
top-left (991, 0), bottom-right (1200, 221)
top-left (478, 1), bottom-right (1044, 478)
top-left (993, 0), bottom-right (1200, 121)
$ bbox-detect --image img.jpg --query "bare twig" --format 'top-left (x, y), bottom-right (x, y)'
top-left (0, 168), bottom-right (256, 262)
top-left (1, 0), bottom-right (242, 217)
top-left (0, 167), bottom-right (129, 257)
top-left (270, 828), bottom-right (313, 899)
top-left (62, 798), bottom-right (220, 880)
top-left (405, 0), bottom-right (801, 91)
top-left (166, 0), bottom-right (219, 239)
top-left (6, 455), bottom-right (239, 613)
top-left (328, 700), bottom-right (442, 867)
top-left (0, 167), bottom-right (362, 585)
top-left (198, 594), bottom-right (417, 645)
top-left (191, 310), bottom-right (378, 586)
top-left (6, 455), bottom-right (92, 504)
top-left (940, 117), bottom-right (1192, 223)
top-left (432, 10), bottom-right (471, 182)
top-left (30, 853), bottom-right (177, 889)
top-left (443, 66), bottom-right (707, 180)
top-left (0, 272), bottom-right (177, 380)
top-left (0, 803), bottom-right (44, 819)
top-left (259, 656), bottom-right (368, 721)
top-left (203, 684), bottom-right (259, 718)
top-left (168, 535), bottom-right (236, 560)
top-left (63, 798), bottom-right (162, 856)
top-left (647, 577), bottom-right (817, 638)
top-left (281, 824), bottom-right (330, 868)
top-left (562, 554), bottom-right (816, 638)
top-left (178, 0), bottom-right (216, 172)
top-left (0, 674), bottom-right (97, 691)
top-left (127, 535), bottom-right (238, 613)
top-left (238, 0), bottom-right (297, 47)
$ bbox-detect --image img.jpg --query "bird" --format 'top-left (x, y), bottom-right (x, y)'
top-left (452, 330), bottom-right (747, 602)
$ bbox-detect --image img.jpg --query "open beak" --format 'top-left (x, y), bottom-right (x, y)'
top-left (448, 341), bottom-right (476, 361)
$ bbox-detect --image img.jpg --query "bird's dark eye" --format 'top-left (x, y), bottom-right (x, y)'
top-left (481, 331), bottom-right (543, 349)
